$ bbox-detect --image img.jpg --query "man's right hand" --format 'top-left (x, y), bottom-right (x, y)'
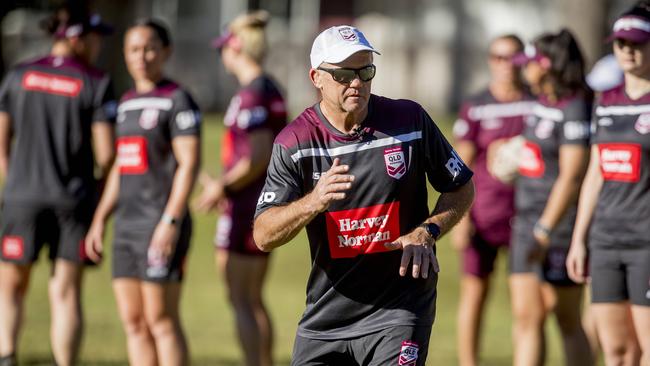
top-left (306, 158), bottom-right (355, 213)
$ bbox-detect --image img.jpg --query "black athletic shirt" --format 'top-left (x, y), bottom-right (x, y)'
top-left (0, 55), bottom-right (116, 206)
top-left (516, 94), bottom-right (591, 236)
top-left (255, 94), bottom-right (473, 340)
top-left (590, 84), bottom-right (650, 249)
top-left (114, 79), bottom-right (201, 234)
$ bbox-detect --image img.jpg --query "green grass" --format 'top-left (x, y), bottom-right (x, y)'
top-left (17, 114), bottom-right (566, 365)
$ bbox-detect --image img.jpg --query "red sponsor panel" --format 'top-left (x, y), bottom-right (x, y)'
top-left (398, 340), bottom-right (419, 365)
top-left (598, 143), bottom-right (641, 183)
top-left (2, 236), bottom-right (24, 260)
top-left (519, 141), bottom-right (545, 178)
top-left (21, 71), bottom-right (83, 97)
top-left (325, 202), bottom-right (400, 259)
top-left (117, 136), bottom-right (148, 174)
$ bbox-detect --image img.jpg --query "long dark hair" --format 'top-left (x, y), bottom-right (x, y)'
top-left (534, 28), bottom-right (591, 100)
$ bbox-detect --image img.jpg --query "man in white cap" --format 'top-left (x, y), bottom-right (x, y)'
top-left (253, 25), bottom-right (474, 365)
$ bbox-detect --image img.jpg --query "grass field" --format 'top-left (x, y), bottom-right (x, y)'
top-left (16, 115), bottom-right (568, 365)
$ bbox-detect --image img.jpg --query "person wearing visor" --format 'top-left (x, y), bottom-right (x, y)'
top-left (253, 25), bottom-right (474, 365)
top-left (508, 29), bottom-right (593, 366)
top-left (196, 10), bottom-right (286, 366)
top-left (451, 34), bottom-right (532, 366)
top-left (567, 1), bottom-right (650, 365)
top-left (0, 7), bottom-right (115, 366)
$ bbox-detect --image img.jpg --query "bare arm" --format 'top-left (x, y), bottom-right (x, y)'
top-left (567, 145), bottom-right (603, 282)
top-left (85, 162), bottom-right (121, 262)
top-left (535, 144), bottom-right (589, 244)
top-left (91, 121), bottom-right (115, 180)
top-left (0, 112), bottom-right (11, 180)
top-left (253, 158), bottom-right (354, 252)
top-left (450, 141), bottom-right (477, 250)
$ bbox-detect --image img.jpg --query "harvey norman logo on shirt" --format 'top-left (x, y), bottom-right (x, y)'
top-left (325, 202), bottom-right (400, 258)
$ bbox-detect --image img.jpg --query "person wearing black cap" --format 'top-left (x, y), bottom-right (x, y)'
top-left (509, 29), bottom-right (593, 366)
top-left (196, 10), bottom-right (286, 366)
top-left (0, 6), bottom-right (115, 366)
top-left (84, 19), bottom-right (200, 366)
top-left (567, 1), bottom-right (650, 365)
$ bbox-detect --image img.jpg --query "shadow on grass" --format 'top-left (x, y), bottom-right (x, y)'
top-left (22, 356), bottom-right (292, 365)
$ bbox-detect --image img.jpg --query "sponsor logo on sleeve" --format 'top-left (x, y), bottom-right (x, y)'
top-left (103, 100), bottom-right (118, 120)
top-left (564, 121), bottom-right (590, 140)
top-left (138, 108), bottom-right (159, 130)
top-left (635, 113), bottom-right (650, 134)
top-left (598, 143), bottom-right (641, 182)
top-left (535, 119), bottom-right (555, 139)
top-left (325, 202), bottom-right (399, 259)
top-left (257, 191), bottom-right (277, 205)
top-left (21, 71), bottom-right (83, 97)
top-left (237, 107), bottom-right (268, 129)
top-left (398, 340), bottom-right (419, 365)
top-left (519, 141), bottom-right (545, 178)
top-left (176, 110), bottom-right (200, 130)
top-left (2, 236), bottom-right (24, 260)
top-left (384, 146), bottom-right (407, 179)
top-left (117, 136), bottom-right (148, 174)
top-left (445, 150), bottom-right (465, 178)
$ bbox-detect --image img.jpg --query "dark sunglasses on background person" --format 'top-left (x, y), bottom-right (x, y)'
top-left (317, 64), bottom-right (376, 83)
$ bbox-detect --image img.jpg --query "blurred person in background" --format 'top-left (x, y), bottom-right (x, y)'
top-left (509, 29), bottom-right (593, 366)
top-left (567, 2), bottom-right (650, 365)
top-left (0, 6), bottom-right (115, 366)
top-left (84, 19), bottom-right (201, 366)
top-left (451, 34), bottom-right (532, 366)
top-left (196, 10), bottom-right (286, 366)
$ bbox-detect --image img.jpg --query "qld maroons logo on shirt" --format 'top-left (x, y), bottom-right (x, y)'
top-left (384, 146), bottom-right (406, 179)
top-left (325, 202), bottom-right (400, 259)
top-left (398, 340), bottom-right (419, 365)
top-left (519, 141), bottom-right (544, 178)
top-left (598, 143), bottom-right (641, 183)
top-left (117, 136), bottom-right (149, 174)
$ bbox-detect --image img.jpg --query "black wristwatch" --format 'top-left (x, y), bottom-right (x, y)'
top-left (419, 223), bottom-right (441, 241)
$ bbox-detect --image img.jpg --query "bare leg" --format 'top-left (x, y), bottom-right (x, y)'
top-left (218, 250), bottom-right (274, 366)
top-left (113, 278), bottom-right (158, 366)
top-left (0, 263), bottom-right (31, 359)
top-left (552, 286), bottom-right (593, 366)
top-left (510, 273), bottom-right (546, 366)
top-left (457, 274), bottom-right (490, 366)
top-left (48, 260), bottom-right (84, 366)
top-left (142, 281), bottom-right (189, 366)
top-left (592, 302), bottom-right (641, 366)
top-left (582, 286), bottom-right (601, 362)
top-left (630, 305), bottom-right (650, 366)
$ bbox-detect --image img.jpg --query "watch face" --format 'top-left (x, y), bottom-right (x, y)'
top-left (426, 223), bottom-right (441, 240)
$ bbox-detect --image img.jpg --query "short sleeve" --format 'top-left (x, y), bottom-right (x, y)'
top-left (170, 90), bottom-right (201, 138)
top-left (235, 89), bottom-right (272, 133)
top-left (255, 143), bottom-right (303, 217)
top-left (422, 108), bottom-right (474, 192)
top-left (0, 71), bottom-right (16, 113)
top-left (452, 101), bottom-right (479, 143)
top-left (92, 75), bottom-right (117, 124)
top-left (559, 98), bottom-right (591, 146)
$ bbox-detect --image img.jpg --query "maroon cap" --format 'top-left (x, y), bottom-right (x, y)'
top-left (606, 15), bottom-right (650, 43)
top-left (54, 13), bottom-right (113, 38)
top-left (210, 30), bottom-right (233, 49)
top-left (511, 45), bottom-right (545, 66)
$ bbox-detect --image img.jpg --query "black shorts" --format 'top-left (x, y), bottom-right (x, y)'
top-left (0, 202), bottom-right (92, 265)
top-left (291, 325), bottom-right (432, 366)
top-left (590, 246), bottom-right (650, 306)
top-left (510, 215), bottom-right (577, 286)
top-left (214, 211), bottom-right (268, 257)
top-left (112, 216), bottom-right (192, 283)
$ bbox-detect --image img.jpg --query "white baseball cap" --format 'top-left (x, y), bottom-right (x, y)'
top-left (310, 25), bottom-right (380, 69)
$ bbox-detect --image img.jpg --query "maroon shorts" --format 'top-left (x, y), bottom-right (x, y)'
top-left (462, 231), bottom-right (508, 278)
top-left (214, 201), bottom-right (268, 257)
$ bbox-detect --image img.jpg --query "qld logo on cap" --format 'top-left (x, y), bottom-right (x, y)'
top-left (338, 27), bottom-right (358, 41)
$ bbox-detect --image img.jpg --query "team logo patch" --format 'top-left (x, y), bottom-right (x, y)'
top-left (338, 27), bottom-right (358, 41)
top-left (535, 119), bottom-right (555, 139)
top-left (445, 150), bottom-right (465, 178)
top-left (635, 113), bottom-right (650, 134)
top-left (384, 146), bottom-right (407, 179)
top-left (138, 108), bottom-right (159, 130)
top-left (117, 136), bottom-right (149, 174)
top-left (325, 202), bottom-right (400, 259)
top-left (398, 340), bottom-right (419, 365)
top-left (2, 236), bottom-right (24, 260)
top-left (21, 71), bottom-right (83, 97)
top-left (598, 143), bottom-right (641, 182)
top-left (519, 141), bottom-right (545, 178)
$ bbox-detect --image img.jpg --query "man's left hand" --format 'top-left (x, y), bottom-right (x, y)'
top-left (385, 227), bottom-right (439, 279)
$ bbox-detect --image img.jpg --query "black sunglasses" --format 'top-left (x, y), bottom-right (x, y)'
top-left (317, 64), bottom-right (376, 84)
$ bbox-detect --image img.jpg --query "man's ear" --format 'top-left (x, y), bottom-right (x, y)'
top-left (309, 68), bottom-right (322, 89)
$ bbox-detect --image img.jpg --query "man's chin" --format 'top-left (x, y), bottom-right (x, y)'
top-left (343, 97), bottom-right (368, 112)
